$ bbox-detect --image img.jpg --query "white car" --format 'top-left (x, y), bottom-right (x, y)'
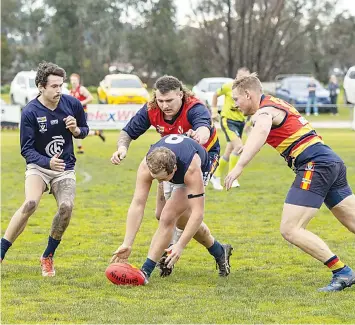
top-left (10, 71), bottom-right (38, 107)
top-left (192, 77), bottom-right (233, 110)
top-left (343, 66), bottom-right (355, 105)
top-left (10, 71), bottom-right (69, 107)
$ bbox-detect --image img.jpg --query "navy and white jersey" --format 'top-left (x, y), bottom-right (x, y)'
top-left (20, 94), bottom-right (89, 170)
top-left (147, 135), bottom-right (210, 184)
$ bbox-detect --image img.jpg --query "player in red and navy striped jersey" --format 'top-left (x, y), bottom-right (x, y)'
top-left (225, 73), bottom-right (355, 292)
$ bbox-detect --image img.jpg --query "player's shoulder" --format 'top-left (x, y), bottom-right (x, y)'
top-left (22, 98), bottom-right (40, 116)
top-left (221, 82), bottom-right (233, 91)
top-left (61, 94), bottom-right (81, 106)
top-left (224, 81), bottom-right (233, 89)
top-left (79, 85), bottom-right (90, 94)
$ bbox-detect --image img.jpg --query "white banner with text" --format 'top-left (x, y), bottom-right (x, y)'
top-left (86, 104), bottom-right (142, 130)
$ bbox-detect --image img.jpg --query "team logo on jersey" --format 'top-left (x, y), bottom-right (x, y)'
top-left (178, 126), bottom-right (184, 134)
top-left (156, 125), bottom-right (165, 134)
top-left (305, 161), bottom-right (315, 171)
top-left (37, 116), bottom-right (47, 133)
top-left (45, 135), bottom-right (65, 157)
top-left (50, 119), bottom-right (58, 125)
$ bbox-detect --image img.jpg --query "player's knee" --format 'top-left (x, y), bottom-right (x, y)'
top-left (22, 200), bottom-right (37, 216)
top-left (280, 224), bottom-right (297, 242)
top-left (59, 201), bottom-right (73, 217)
top-left (159, 214), bottom-right (176, 229)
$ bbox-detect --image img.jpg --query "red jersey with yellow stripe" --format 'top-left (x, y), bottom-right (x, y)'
top-left (147, 96), bottom-right (218, 152)
top-left (70, 85), bottom-right (88, 112)
top-left (260, 95), bottom-right (323, 166)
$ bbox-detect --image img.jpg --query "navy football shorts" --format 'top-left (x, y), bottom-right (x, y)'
top-left (285, 160), bottom-right (352, 209)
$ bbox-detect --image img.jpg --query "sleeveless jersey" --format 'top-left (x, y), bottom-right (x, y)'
top-left (260, 95), bottom-right (323, 167)
top-left (148, 135), bottom-right (210, 184)
top-left (70, 85), bottom-right (88, 112)
top-left (147, 96), bottom-right (218, 152)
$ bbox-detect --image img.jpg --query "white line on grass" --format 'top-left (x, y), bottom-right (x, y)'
top-left (77, 170), bottom-right (92, 185)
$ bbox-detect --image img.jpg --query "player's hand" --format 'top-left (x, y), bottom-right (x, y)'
top-left (224, 165), bottom-right (243, 191)
top-left (164, 243), bottom-right (183, 268)
top-left (186, 129), bottom-right (201, 144)
top-left (111, 147), bottom-right (127, 165)
top-left (50, 152), bottom-right (65, 172)
top-left (63, 116), bottom-right (77, 133)
top-left (110, 244), bottom-right (132, 264)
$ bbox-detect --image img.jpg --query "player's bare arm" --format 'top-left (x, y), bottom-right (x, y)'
top-left (111, 130), bottom-right (133, 164)
top-left (111, 160), bottom-right (153, 262)
top-left (79, 86), bottom-right (93, 106)
top-left (225, 107), bottom-right (274, 190)
top-left (123, 160), bottom-right (153, 246)
top-left (165, 154), bottom-right (204, 268)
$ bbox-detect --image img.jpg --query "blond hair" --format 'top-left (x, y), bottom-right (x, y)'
top-left (146, 147), bottom-right (176, 175)
top-left (148, 75), bottom-right (194, 110)
top-left (232, 72), bottom-right (262, 92)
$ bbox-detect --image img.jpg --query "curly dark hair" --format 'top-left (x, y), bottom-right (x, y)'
top-left (148, 75), bottom-right (194, 110)
top-left (35, 61), bottom-right (66, 87)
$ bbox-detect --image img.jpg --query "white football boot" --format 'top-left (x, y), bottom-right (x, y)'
top-left (210, 176), bottom-right (223, 190)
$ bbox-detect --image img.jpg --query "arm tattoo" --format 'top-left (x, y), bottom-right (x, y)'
top-left (50, 178), bottom-right (76, 240)
top-left (117, 130), bottom-right (132, 149)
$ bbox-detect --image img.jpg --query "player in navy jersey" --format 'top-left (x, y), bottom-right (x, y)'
top-left (111, 135), bottom-right (232, 283)
top-left (1, 62), bottom-right (89, 277)
top-left (111, 76), bottom-right (220, 275)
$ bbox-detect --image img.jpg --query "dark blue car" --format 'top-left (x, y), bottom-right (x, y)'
top-left (275, 76), bottom-right (331, 113)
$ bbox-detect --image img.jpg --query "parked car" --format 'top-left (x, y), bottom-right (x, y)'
top-left (275, 75), bottom-right (331, 113)
top-left (343, 66), bottom-right (355, 105)
top-left (97, 74), bottom-right (149, 105)
top-left (10, 71), bottom-right (69, 107)
top-left (10, 71), bottom-right (38, 107)
top-left (192, 77), bottom-right (234, 111)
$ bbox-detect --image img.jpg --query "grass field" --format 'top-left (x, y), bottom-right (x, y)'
top-left (1, 129), bottom-right (355, 324)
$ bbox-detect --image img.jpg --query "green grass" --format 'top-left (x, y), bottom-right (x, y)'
top-left (1, 129), bottom-right (355, 324)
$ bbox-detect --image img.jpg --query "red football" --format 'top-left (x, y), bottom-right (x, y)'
top-left (105, 263), bottom-right (146, 286)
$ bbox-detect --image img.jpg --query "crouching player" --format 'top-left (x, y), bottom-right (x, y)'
top-left (111, 134), bottom-right (232, 282)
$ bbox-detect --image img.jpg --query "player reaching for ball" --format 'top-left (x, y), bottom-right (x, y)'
top-left (111, 75), bottom-right (220, 275)
top-left (110, 135), bottom-right (232, 283)
top-left (0, 62), bottom-right (89, 277)
top-left (224, 73), bottom-right (355, 292)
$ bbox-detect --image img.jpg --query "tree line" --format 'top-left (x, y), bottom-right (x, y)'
top-left (2, 0), bottom-right (355, 86)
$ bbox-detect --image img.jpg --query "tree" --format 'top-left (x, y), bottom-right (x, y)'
top-left (126, 0), bottom-right (184, 81)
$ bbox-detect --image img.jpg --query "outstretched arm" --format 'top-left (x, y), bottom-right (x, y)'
top-left (111, 159), bottom-right (153, 262)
